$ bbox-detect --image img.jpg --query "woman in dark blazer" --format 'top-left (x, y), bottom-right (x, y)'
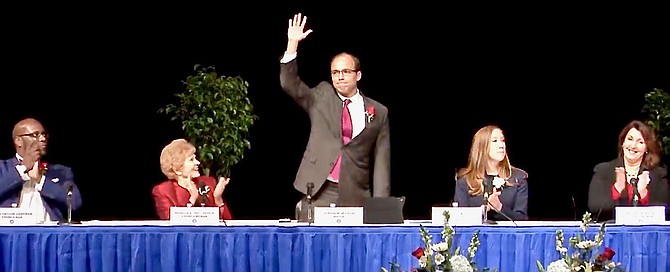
top-left (453, 125), bottom-right (529, 221)
top-left (588, 120), bottom-right (670, 221)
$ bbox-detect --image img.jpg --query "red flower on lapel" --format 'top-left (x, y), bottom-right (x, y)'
top-left (365, 106), bottom-right (375, 123)
top-left (38, 161), bottom-right (48, 176)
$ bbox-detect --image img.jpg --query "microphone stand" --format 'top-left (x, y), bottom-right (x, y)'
top-left (482, 176), bottom-right (517, 226)
top-left (198, 181), bottom-right (208, 207)
top-left (481, 176), bottom-right (495, 225)
top-left (67, 190), bottom-right (72, 224)
top-left (59, 185), bottom-right (77, 225)
top-left (482, 192), bottom-right (492, 224)
top-left (306, 182), bottom-right (314, 224)
top-left (485, 197), bottom-right (518, 226)
top-left (630, 177), bottom-right (640, 207)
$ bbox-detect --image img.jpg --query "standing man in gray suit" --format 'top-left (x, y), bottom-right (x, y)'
top-left (280, 13), bottom-right (391, 221)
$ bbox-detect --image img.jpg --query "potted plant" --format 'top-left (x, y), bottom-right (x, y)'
top-left (642, 88), bottom-right (670, 156)
top-left (158, 65), bottom-right (257, 177)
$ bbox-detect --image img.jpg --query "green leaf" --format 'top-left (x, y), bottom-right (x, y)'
top-left (642, 88), bottom-right (670, 157)
top-left (157, 65), bottom-right (257, 176)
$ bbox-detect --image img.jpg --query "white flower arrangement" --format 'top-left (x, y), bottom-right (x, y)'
top-left (382, 211), bottom-right (496, 272)
top-left (537, 212), bottom-right (625, 272)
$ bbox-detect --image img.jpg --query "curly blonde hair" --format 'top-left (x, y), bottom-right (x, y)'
top-left (160, 139), bottom-right (196, 180)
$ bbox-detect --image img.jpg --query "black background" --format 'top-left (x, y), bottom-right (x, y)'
top-left (2, 5), bottom-right (668, 221)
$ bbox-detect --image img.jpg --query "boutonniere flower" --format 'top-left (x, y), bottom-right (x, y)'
top-left (365, 106), bottom-right (375, 123)
top-left (38, 162), bottom-right (48, 176)
top-left (198, 185), bottom-right (211, 196)
top-left (492, 177), bottom-right (505, 189)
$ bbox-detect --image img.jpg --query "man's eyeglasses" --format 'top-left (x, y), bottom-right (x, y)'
top-left (331, 69), bottom-right (358, 77)
top-left (19, 132), bottom-right (49, 139)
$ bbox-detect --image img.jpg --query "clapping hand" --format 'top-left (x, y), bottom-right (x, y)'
top-left (614, 167), bottom-right (627, 193)
top-left (637, 171), bottom-right (650, 196)
top-left (20, 141), bottom-right (43, 180)
top-left (487, 191), bottom-right (503, 211)
top-left (214, 177), bottom-right (230, 206)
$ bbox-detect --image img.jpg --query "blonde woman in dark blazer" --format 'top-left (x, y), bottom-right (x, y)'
top-left (453, 125), bottom-right (529, 221)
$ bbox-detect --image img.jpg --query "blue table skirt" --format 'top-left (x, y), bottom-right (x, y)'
top-left (0, 224), bottom-right (668, 272)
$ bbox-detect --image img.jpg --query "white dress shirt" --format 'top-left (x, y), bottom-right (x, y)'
top-left (14, 154), bottom-right (50, 223)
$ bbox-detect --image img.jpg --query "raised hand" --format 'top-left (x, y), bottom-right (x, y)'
top-left (287, 13), bottom-right (313, 42)
top-left (214, 176), bottom-right (230, 206)
top-left (20, 140), bottom-right (42, 171)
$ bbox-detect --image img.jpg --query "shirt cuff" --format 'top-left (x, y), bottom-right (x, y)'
top-left (14, 165), bottom-right (31, 181)
top-left (280, 52), bottom-right (297, 63)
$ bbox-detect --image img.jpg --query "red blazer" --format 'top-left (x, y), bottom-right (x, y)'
top-left (152, 176), bottom-right (232, 220)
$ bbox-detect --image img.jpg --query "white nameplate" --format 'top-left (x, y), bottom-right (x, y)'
top-left (0, 208), bottom-right (37, 225)
top-left (432, 207), bottom-right (482, 226)
top-left (170, 207), bottom-right (220, 225)
top-left (313, 207), bottom-right (363, 225)
top-left (615, 206), bottom-right (666, 225)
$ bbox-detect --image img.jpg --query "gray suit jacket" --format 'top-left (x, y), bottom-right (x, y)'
top-left (279, 58), bottom-right (391, 206)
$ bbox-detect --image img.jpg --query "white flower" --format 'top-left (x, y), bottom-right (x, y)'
top-left (575, 240), bottom-right (597, 249)
top-left (434, 253), bottom-right (445, 265)
top-left (449, 255), bottom-right (474, 272)
top-left (555, 246), bottom-right (567, 254)
top-left (546, 259), bottom-right (570, 272)
top-left (492, 177), bottom-right (505, 188)
top-left (431, 242), bottom-right (449, 252)
top-left (418, 255), bottom-right (427, 267)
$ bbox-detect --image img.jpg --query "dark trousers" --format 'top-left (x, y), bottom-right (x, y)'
top-left (295, 180), bottom-right (339, 222)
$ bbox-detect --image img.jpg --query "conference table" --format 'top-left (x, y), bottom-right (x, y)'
top-left (0, 220), bottom-right (668, 272)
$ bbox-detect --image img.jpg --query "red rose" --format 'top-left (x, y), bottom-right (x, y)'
top-left (602, 247), bottom-right (615, 260)
top-left (366, 106), bottom-right (375, 116)
top-left (411, 247), bottom-right (424, 259)
top-left (38, 162), bottom-right (48, 176)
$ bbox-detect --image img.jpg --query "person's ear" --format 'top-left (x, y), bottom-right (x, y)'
top-left (13, 137), bottom-right (22, 148)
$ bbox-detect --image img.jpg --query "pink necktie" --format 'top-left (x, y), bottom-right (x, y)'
top-left (330, 99), bottom-right (352, 181)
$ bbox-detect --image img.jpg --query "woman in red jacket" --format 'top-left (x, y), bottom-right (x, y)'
top-left (152, 139), bottom-right (232, 220)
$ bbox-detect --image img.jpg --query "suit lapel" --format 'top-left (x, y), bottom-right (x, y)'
top-left (328, 88), bottom-right (376, 145)
top-left (332, 93), bottom-right (344, 141)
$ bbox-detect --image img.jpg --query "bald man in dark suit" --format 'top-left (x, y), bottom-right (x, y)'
top-left (279, 14), bottom-right (391, 221)
top-left (0, 118), bottom-right (82, 222)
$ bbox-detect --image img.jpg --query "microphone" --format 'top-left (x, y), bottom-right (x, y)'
top-left (630, 177), bottom-right (640, 207)
top-left (482, 175), bottom-right (493, 204)
top-left (481, 175), bottom-right (493, 224)
top-left (482, 175), bottom-right (517, 226)
top-left (197, 181), bottom-right (209, 207)
top-left (66, 184), bottom-right (73, 224)
top-left (571, 195), bottom-right (577, 221)
top-left (306, 182), bottom-right (314, 223)
top-left (59, 184), bottom-right (77, 225)
top-left (306, 182), bottom-right (314, 204)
